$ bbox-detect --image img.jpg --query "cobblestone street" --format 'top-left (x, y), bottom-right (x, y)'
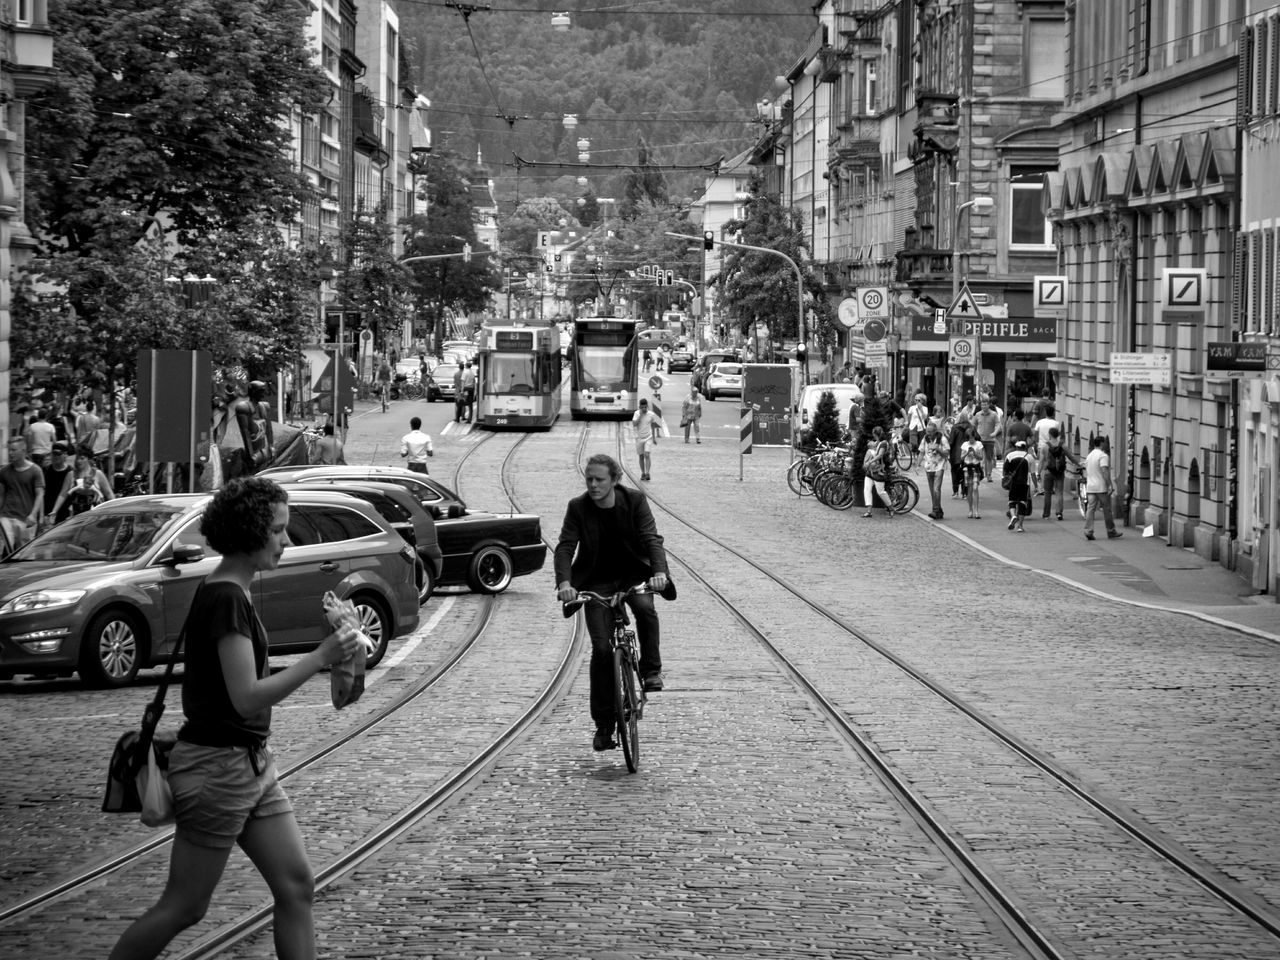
top-left (3, 393), bottom-right (1279, 959)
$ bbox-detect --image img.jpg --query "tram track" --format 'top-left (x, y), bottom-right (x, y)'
top-left (613, 429), bottom-right (1280, 959)
top-left (0, 431), bottom-right (586, 960)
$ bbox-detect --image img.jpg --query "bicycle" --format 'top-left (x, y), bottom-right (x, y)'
top-left (563, 584), bottom-right (657, 773)
top-left (787, 440), bottom-right (850, 497)
top-left (377, 379), bottom-right (391, 412)
top-left (891, 427), bottom-right (915, 471)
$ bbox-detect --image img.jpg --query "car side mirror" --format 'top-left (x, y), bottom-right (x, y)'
top-left (447, 505), bottom-right (464, 519)
top-left (168, 543), bottom-right (205, 565)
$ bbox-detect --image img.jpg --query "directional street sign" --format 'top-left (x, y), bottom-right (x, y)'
top-left (1110, 351), bottom-right (1172, 385)
top-left (864, 341), bottom-right (888, 367)
top-left (945, 282), bottom-right (982, 323)
top-left (1160, 267), bottom-right (1207, 314)
top-left (862, 318), bottom-right (887, 343)
top-left (1033, 275), bottom-right (1068, 318)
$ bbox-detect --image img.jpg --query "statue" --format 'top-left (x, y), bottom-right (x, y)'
top-left (230, 380), bottom-right (274, 473)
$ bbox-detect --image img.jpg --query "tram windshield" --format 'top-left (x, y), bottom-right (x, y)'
top-left (486, 353), bottom-right (542, 394)
top-left (575, 345), bottom-right (634, 391)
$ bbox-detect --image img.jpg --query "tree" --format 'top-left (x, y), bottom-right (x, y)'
top-left (808, 390), bottom-right (843, 448)
top-left (338, 201), bottom-right (409, 359)
top-left (404, 152), bottom-right (501, 351)
top-left (16, 0), bottom-right (330, 386)
top-left (853, 392), bottom-right (894, 505)
top-left (714, 172), bottom-right (838, 360)
top-left (619, 138), bottom-right (669, 219)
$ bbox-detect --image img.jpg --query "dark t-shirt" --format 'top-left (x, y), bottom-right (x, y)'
top-left (179, 581), bottom-right (271, 747)
top-left (42, 463), bottom-right (72, 514)
top-left (0, 463), bottom-right (44, 521)
top-left (1005, 420), bottom-right (1034, 445)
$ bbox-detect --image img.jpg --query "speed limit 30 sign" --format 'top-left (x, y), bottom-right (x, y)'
top-left (948, 336), bottom-right (978, 365)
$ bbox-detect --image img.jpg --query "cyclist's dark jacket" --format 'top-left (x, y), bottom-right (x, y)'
top-left (554, 486), bottom-right (668, 589)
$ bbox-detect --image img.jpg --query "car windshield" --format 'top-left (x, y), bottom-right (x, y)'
top-left (715, 364), bottom-right (743, 376)
top-left (434, 364), bottom-right (460, 380)
top-left (9, 506), bottom-right (186, 562)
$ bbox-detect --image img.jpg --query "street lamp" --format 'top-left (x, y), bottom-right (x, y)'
top-left (562, 113), bottom-right (577, 130)
top-left (952, 196), bottom-right (993, 302)
top-left (551, 11), bottom-right (570, 31)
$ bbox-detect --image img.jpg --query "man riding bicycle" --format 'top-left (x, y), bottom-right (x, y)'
top-left (555, 453), bottom-right (672, 752)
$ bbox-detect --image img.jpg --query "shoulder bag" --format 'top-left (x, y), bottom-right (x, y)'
top-left (102, 628), bottom-right (185, 827)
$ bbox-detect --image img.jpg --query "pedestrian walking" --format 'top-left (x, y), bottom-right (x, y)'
top-left (554, 453), bottom-right (671, 751)
top-left (642, 349), bottom-right (653, 372)
top-left (40, 442), bottom-right (74, 529)
top-left (1040, 426), bottom-right (1079, 520)
top-left (107, 477), bottom-right (362, 960)
top-left (632, 399), bottom-right (661, 481)
top-left (1082, 435), bottom-right (1122, 541)
top-left (905, 394), bottom-right (929, 452)
top-left (835, 361), bottom-right (855, 383)
top-left (959, 426), bottom-right (985, 519)
top-left (920, 420), bottom-right (948, 520)
top-left (649, 392), bottom-right (667, 443)
top-left (311, 423), bottom-right (345, 465)
top-left (399, 416), bottom-right (433, 474)
top-left (0, 437), bottom-right (44, 555)
top-left (50, 452), bottom-right (113, 523)
top-left (1001, 440), bottom-right (1034, 532)
top-left (1032, 403), bottom-right (1060, 462)
top-left (948, 414), bottom-right (971, 500)
top-left (24, 411), bottom-right (57, 467)
top-left (861, 425), bottom-right (893, 518)
top-left (973, 398), bottom-right (999, 482)
top-left (680, 386), bottom-right (703, 443)
top-left (461, 361), bottom-right (477, 421)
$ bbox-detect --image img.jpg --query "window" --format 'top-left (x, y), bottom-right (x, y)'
top-left (1025, 19), bottom-right (1065, 98)
top-left (15, 0), bottom-right (31, 25)
top-left (1009, 168), bottom-right (1053, 248)
top-left (291, 505), bottom-right (382, 544)
top-left (864, 59), bottom-right (879, 114)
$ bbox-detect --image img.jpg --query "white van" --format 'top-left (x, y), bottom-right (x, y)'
top-left (795, 382), bottom-right (864, 437)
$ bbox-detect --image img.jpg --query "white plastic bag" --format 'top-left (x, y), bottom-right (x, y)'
top-left (138, 742), bottom-right (174, 828)
top-left (322, 591), bottom-right (376, 709)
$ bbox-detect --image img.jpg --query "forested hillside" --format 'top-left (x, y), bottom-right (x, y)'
top-left (400, 1), bottom-right (815, 207)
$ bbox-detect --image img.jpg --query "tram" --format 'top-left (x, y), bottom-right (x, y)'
top-left (661, 310), bottom-right (690, 341)
top-left (568, 316), bottom-right (640, 420)
top-left (474, 322), bottom-right (562, 429)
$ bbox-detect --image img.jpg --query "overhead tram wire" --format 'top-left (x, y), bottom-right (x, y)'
top-left (444, 1), bottom-right (528, 131)
top-left (400, 0), bottom-right (821, 17)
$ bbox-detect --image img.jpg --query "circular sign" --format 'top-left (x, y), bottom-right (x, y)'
top-left (648, 374), bottom-right (665, 391)
top-left (837, 297), bottom-right (859, 329)
top-left (860, 288), bottom-right (885, 312)
top-left (862, 318), bottom-right (887, 343)
top-left (952, 338), bottom-right (974, 359)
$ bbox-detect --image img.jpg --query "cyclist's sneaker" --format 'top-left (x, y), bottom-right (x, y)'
top-left (643, 672), bottom-right (664, 692)
top-left (593, 725), bottom-right (617, 751)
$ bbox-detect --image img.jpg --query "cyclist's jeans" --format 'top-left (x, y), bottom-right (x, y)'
top-left (584, 590), bottom-right (660, 727)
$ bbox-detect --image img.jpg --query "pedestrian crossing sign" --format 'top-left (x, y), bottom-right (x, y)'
top-left (945, 282), bottom-right (982, 323)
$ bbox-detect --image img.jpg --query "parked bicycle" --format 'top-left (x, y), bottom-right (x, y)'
top-left (787, 438), bottom-right (852, 497)
top-left (890, 425), bottom-right (915, 471)
top-left (563, 584), bottom-right (658, 773)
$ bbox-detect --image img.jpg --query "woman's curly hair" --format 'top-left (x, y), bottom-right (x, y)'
top-left (201, 477), bottom-right (289, 556)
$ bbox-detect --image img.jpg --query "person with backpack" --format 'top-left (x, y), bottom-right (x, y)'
top-left (959, 426), bottom-right (985, 519)
top-left (1041, 425), bottom-right (1082, 520)
top-left (1001, 440), bottom-right (1034, 532)
top-left (861, 425), bottom-right (893, 519)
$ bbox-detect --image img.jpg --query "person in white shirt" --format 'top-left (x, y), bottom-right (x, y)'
top-left (1032, 404), bottom-right (1060, 461)
top-left (399, 416), bottom-right (434, 474)
top-left (632, 399), bottom-right (661, 481)
top-left (23, 412), bottom-right (58, 466)
top-left (1082, 435), bottom-right (1121, 540)
top-left (905, 396), bottom-right (929, 452)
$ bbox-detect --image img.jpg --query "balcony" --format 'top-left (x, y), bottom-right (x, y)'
top-left (4, 21), bottom-right (55, 98)
top-left (894, 226), bottom-right (953, 285)
top-left (910, 90), bottom-right (959, 158)
top-left (831, 116), bottom-right (880, 164)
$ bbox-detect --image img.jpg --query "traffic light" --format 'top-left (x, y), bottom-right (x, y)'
top-left (718, 323), bottom-right (726, 339)
top-left (665, 270), bottom-right (674, 286)
top-left (795, 342), bottom-right (808, 365)
top-left (462, 243), bottom-right (472, 263)
top-left (704, 231), bottom-right (715, 251)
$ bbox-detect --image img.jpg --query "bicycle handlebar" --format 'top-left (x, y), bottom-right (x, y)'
top-left (561, 583), bottom-right (659, 618)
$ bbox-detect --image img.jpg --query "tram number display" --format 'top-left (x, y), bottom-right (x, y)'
top-left (492, 418), bottom-right (508, 425)
top-left (579, 331), bottom-right (630, 346)
top-left (495, 331), bottom-right (534, 349)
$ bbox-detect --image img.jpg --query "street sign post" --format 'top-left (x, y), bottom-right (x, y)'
top-left (857, 287), bottom-right (889, 325)
top-left (948, 336), bottom-right (978, 366)
top-left (1109, 351), bottom-right (1172, 386)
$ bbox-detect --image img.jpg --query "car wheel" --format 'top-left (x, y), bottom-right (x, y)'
top-left (467, 544), bottom-right (513, 594)
top-left (707, 391), bottom-right (716, 401)
top-left (350, 594), bottom-right (392, 669)
top-left (415, 558), bottom-right (437, 605)
top-left (80, 608), bottom-right (144, 688)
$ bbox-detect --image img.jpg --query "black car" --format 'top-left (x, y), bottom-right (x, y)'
top-left (280, 481), bottom-right (444, 605)
top-left (668, 343), bottom-right (695, 372)
top-left (259, 466), bottom-right (547, 594)
top-left (693, 349), bottom-right (740, 382)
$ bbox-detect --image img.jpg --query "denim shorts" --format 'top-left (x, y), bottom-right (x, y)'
top-left (169, 741), bottom-right (292, 849)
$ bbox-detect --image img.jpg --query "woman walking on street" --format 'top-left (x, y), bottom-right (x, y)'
top-left (948, 414), bottom-right (971, 501)
top-left (108, 478), bottom-right (361, 960)
top-left (920, 420), bottom-right (948, 520)
top-left (960, 426), bottom-right (985, 519)
top-left (861, 426), bottom-right (893, 518)
top-left (680, 386), bottom-right (703, 444)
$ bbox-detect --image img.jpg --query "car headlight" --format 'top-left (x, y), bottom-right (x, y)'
top-left (0, 588), bottom-right (87, 615)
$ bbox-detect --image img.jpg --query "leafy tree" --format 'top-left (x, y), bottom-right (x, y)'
top-left (337, 201), bottom-right (409, 359)
top-left (404, 153), bottom-right (501, 352)
top-left (619, 139), bottom-right (669, 219)
top-left (500, 196), bottom-right (578, 255)
top-left (715, 172), bottom-right (838, 360)
top-left (17, 0), bottom-right (329, 386)
top-left (852, 392), bottom-right (894, 504)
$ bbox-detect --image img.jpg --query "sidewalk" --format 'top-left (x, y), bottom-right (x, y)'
top-left (911, 474), bottom-right (1280, 643)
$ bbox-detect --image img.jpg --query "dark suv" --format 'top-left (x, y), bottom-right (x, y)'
top-left (694, 349), bottom-right (740, 380)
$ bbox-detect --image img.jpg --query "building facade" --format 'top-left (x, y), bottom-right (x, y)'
top-left (1047, 0), bottom-right (1244, 567)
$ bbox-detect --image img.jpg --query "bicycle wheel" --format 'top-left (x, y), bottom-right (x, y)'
top-left (612, 645), bottom-right (640, 772)
top-left (886, 478), bottom-right (919, 515)
top-left (786, 458), bottom-right (811, 496)
top-left (826, 474), bottom-right (856, 510)
top-left (895, 443), bottom-right (913, 471)
top-left (812, 469), bottom-right (838, 505)
top-left (404, 382), bottom-right (425, 401)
